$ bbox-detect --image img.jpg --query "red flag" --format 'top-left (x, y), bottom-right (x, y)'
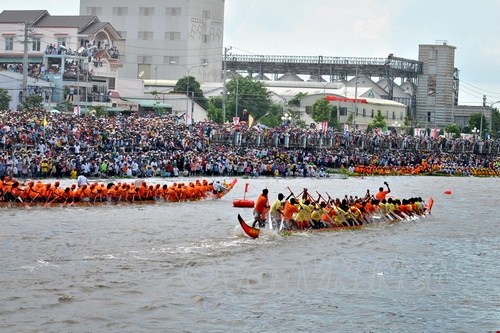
top-left (321, 121), bottom-right (328, 133)
top-left (245, 183), bottom-right (249, 193)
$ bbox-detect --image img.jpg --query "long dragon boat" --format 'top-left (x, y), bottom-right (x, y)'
top-left (0, 178), bottom-right (237, 209)
top-left (238, 197), bottom-right (434, 239)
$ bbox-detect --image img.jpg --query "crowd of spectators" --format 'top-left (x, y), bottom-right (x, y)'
top-left (0, 109), bottom-right (499, 180)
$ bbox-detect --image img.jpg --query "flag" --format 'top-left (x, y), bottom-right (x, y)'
top-left (321, 121), bottom-right (328, 133)
top-left (43, 115), bottom-right (48, 127)
top-left (248, 114), bottom-right (254, 128)
top-left (245, 183), bottom-right (249, 193)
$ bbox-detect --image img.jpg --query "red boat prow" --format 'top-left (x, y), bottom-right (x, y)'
top-left (238, 214), bottom-right (260, 239)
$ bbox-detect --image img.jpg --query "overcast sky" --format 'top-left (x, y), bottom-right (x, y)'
top-left (3, 0), bottom-right (500, 106)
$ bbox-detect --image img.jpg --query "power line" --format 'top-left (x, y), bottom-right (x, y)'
top-left (460, 81), bottom-right (500, 98)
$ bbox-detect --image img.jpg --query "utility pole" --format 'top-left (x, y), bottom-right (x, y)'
top-left (354, 66), bottom-right (358, 131)
top-left (21, 22), bottom-right (34, 103)
top-left (222, 46), bottom-right (232, 124)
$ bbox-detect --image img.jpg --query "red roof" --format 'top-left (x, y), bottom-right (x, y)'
top-left (325, 95), bottom-right (368, 103)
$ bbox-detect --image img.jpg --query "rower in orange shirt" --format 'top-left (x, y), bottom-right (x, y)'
top-left (282, 197), bottom-right (300, 230)
top-left (252, 188), bottom-right (270, 228)
top-left (32, 181), bottom-right (47, 202)
top-left (375, 181), bottom-right (391, 201)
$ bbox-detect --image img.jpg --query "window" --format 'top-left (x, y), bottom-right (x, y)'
top-left (385, 110), bottom-right (389, 119)
top-left (202, 34), bottom-right (210, 43)
top-left (164, 56), bottom-right (179, 64)
top-left (117, 31), bottom-right (127, 39)
top-left (112, 7), bottom-right (128, 16)
top-left (362, 108), bottom-right (366, 117)
top-left (57, 37), bottom-right (67, 47)
top-left (166, 7), bottom-right (182, 16)
top-left (339, 107), bottom-right (348, 116)
top-left (139, 7), bottom-right (154, 16)
top-left (4, 37), bottom-right (14, 51)
top-left (428, 49), bottom-right (437, 60)
top-left (138, 31), bottom-right (154, 40)
top-left (355, 107), bottom-right (359, 117)
top-left (86, 7), bottom-right (102, 15)
top-left (203, 10), bottom-right (210, 19)
top-left (32, 37), bottom-right (41, 51)
top-left (137, 55), bottom-right (152, 64)
top-left (165, 32), bottom-right (180, 41)
top-left (371, 109), bottom-right (374, 118)
top-left (392, 111), bottom-right (395, 120)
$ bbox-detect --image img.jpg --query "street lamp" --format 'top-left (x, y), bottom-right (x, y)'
top-left (281, 112), bottom-right (292, 126)
top-left (353, 73), bottom-right (358, 131)
top-left (170, 61), bottom-right (208, 125)
top-left (154, 66), bottom-right (158, 90)
top-left (471, 127), bottom-right (478, 138)
top-left (235, 77), bottom-right (239, 117)
top-left (391, 121), bottom-right (401, 134)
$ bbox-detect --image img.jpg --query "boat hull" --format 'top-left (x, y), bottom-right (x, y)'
top-left (238, 197), bottom-right (434, 237)
top-left (238, 214), bottom-right (260, 238)
top-left (1, 178), bottom-right (238, 209)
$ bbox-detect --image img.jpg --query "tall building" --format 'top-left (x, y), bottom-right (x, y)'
top-left (79, 0), bottom-right (224, 83)
top-left (416, 42), bottom-right (458, 129)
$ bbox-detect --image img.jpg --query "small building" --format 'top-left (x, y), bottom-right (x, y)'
top-left (0, 9), bottom-right (124, 111)
top-left (0, 70), bottom-right (54, 110)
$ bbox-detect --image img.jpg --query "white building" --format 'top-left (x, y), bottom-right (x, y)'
top-left (141, 77), bottom-right (407, 129)
top-left (80, 0), bottom-right (224, 83)
top-left (0, 71), bottom-right (54, 110)
top-left (0, 9), bottom-right (124, 109)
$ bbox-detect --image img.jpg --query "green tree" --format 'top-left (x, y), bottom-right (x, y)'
top-left (172, 76), bottom-right (207, 108)
top-left (87, 105), bottom-right (108, 117)
top-left (491, 108), bottom-right (500, 137)
top-left (206, 96), bottom-right (224, 123)
top-left (21, 94), bottom-right (44, 112)
top-left (444, 123), bottom-right (461, 138)
top-left (225, 77), bottom-right (272, 122)
top-left (329, 105), bottom-right (341, 131)
top-left (259, 102), bottom-right (282, 128)
top-left (55, 100), bottom-right (74, 113)
top-left (94, 105), bottom-right (108, 117)
top-left (312, 98), bottom-right (332, 123)
top-left (403, 115), bottom-right (413, 134)
top-left (370, 109), bottom-right (387, 130)
top-left (288, 92), bottom-right (308, 107)
top-left (347, 113), bottom-right (355, 128)
top-left (0, 88), bottom-right (11, 110)
top-left (468, 112), bottom-right (489, 132)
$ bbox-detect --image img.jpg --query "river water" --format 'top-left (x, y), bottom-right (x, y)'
top-left (0, 175), bottom-right (498, 332)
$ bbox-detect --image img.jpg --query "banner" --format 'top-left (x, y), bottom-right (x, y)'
top-left (248, 114), bottom-right (254, 128)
